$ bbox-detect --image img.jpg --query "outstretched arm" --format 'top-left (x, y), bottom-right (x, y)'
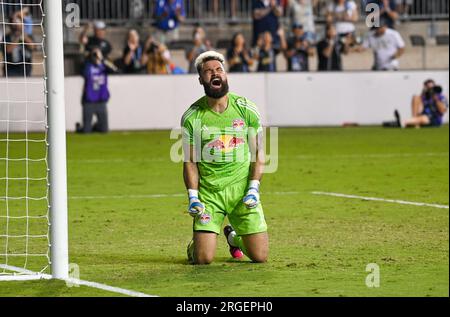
top-left (381, 0), bottom-right (399, 22)
top-left (79, 23), bottom-right (91, 46)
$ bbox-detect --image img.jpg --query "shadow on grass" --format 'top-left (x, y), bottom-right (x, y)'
top-left (72, 252), bottom-right (259, 267)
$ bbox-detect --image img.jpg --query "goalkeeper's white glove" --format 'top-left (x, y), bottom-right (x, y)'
top-left (243, 180), bottom-right (260, 209)
top-left (187, 189), bottom-right (205, 217)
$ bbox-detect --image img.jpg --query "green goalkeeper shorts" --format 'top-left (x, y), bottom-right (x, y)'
top-left (194, 180), bottom-right (267, 236)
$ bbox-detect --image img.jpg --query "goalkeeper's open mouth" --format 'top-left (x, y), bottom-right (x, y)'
top-left (210, 78), bottom-right (222, 89)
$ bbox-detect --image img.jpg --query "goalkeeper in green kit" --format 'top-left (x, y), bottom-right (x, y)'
top-left (181, 51), bottom-right (268, 265)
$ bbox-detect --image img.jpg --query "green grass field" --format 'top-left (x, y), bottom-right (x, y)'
top-left (0, 126), bottom-right (448, 297)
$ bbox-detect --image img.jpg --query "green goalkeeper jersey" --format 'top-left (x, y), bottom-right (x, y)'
top-left (181, 92), bottom-right (262, 191)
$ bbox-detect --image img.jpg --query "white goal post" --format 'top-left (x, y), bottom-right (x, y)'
top-left (0, 0), bottom-right (68, 281)
top-left (45, 0), bottom-right (69, 280)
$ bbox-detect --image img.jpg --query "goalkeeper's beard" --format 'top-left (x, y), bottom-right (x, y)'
top-left (203, 79), bottom-right (229, 99)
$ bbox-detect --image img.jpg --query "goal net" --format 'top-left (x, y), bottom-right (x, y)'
top-left (0, 0), bottom-right (67, 280)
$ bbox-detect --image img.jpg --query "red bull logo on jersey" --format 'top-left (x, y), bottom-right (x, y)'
top-left (206, 139), bottom-right (226, 150)
top-left (199, 213), bottom-right (211, 225)
top-left (229, 136), bottom-right (245, 147)
top-left (232, 119), bottom-right (245, 130)
top-left (206, 135), bottom-right (246, 153)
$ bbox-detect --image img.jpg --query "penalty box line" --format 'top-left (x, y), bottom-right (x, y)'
top-left (0, 264), bottom-right (156, 297)
top-left (312, 191), bottom-right (449, 210)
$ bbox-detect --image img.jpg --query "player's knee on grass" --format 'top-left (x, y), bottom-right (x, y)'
top-left (194, 251), bottom-right (215, 265)
top-left (242, 233), bottom-right (269, 263)
top-left (247, 249), bottom-right (268, 263)
top-left (192, 231), bottom-right (217, 264)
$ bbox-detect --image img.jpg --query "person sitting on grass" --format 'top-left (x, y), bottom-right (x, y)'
top-left (401, 80), bottom-right (448, 128)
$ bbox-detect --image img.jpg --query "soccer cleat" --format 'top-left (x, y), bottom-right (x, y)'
top-left (187, 239), bottom-right (195, 264)
top-left (394, 110), bottom-right (402, 128)
top-left (223, 225), bottom-right (243, 259)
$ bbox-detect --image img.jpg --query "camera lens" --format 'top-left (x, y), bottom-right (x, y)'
top-left (434, 86), bottom-right (443, 94)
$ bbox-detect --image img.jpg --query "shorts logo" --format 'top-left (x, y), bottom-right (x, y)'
top-left (232, 119), bottom-right (245, 130)
top-left (199, 213), bottom-right (211, 225)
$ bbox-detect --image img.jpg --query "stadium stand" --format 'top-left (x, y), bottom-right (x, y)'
top-left (0, 0), bottom-right (448, 76)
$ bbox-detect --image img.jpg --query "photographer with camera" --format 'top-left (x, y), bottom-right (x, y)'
top-left (79, 21), bottom-right (112, 60)
top-left (403, 79), bottom-right (448, 128)
top-left (317, 23), bottom-right (349, 71)
top-left (142, 35), bottom-right (172, 74)
top-left (76, 47), bottom-right (116, 134)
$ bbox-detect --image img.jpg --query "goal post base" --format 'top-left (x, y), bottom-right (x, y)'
top-left (0, 274), bottom-right (51, 282)
top-left (0, 264), bottom-right (52, 281)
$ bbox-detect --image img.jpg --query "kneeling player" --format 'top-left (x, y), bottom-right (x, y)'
top-left (181, 51), bottom-right (269, 264)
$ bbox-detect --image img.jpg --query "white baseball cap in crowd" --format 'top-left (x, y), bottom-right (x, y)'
top-left (94, 21), bottom-right (106, 30)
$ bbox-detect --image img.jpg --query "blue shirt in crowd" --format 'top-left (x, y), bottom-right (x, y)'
top-left (367, 0), bottom-right (397, 29)
top-left (154, 0), bottom-right (185, 31)
top-left (252, 0), bottom-right (281, 47)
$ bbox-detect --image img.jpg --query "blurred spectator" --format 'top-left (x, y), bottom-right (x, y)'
top-left (326, 0), bottom-right (358, 43)
top-left (11, 7), bottom-right (33, 38)
top-left (313, 0), bottom-right (328, 16)
top-left (254, 29), bottom-right (286, 72)
top-left (186, 26), bottom-right (213, 73)
top-left (79, 21), bottom-right (112, 60)
top-left (316, 24), bottom-right (349, 71)
top-left (77, 47), bottom-right (112, 134)
top-left (142, 35), bottom-right (172, 74)
top-left (153, 0), bottom-right (185, 44)
top-left (226, 32), bottom-right (254, 73)
top-left (0, 15), bottom-right (34, 77)
top-left (121, 29), bottom-right (145, 74)
top-left (360, 18), bottom-right (405, 70)
top-left (284, 23), bottom-right (312, 71)
top-left (286, 0), bottom-right (316, 44)
top-left (169, 63), bottom-right (187, 74)
top-left (403, 79), bottom-right (448, 128)
top-left (395, 0), bottom-right (413, 18)
top-left (130, 0), bottom-right (145, 19)
top-left (252, 0), bottom-right (283, 48)
top-left (210, 0), bottom-right (238, 21)
top-left (367, 0), bottom-right (399, 28)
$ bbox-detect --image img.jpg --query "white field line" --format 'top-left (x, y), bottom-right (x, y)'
top-left (0, 264), bottom-right (156, 297)
top-left (290, 152), bottom-right (449, 160)
top-left (312, 191), bottom-right (449, 210)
